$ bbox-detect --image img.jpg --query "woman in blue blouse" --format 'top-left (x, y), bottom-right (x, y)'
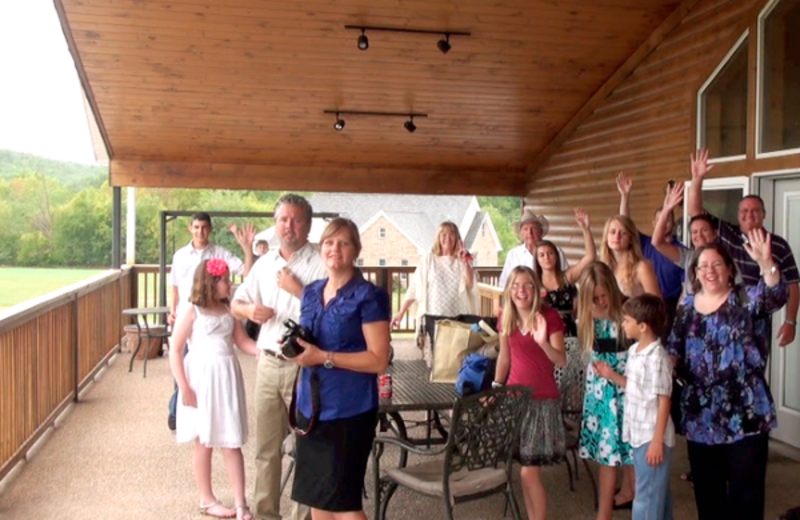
top-left (667, 229), bottom-right (786, 520)
top-left (290, 218), bottom-right (391, 519)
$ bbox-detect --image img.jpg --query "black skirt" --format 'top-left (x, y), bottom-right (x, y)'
top-left (291, 408), bottom-right (378, 512)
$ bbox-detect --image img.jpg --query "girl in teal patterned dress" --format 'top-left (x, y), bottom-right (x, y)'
top-left (576, 262), bottom-right (632, 520)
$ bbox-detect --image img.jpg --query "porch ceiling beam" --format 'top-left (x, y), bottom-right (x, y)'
top-left (110, 160), bottom-right (527, 196)
top-left (524, 0), bottom-right (703, 190)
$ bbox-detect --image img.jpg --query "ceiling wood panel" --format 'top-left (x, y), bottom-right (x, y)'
top-left (58, 0), bottom-right (683, 194)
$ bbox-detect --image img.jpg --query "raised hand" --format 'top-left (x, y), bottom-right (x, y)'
top-left (234, 222), bottom-right (257, 249)
top-left (663, 181), bottom-right (684, 211)
top-left (616, 172), bottom-right (633, 196)
top-left (574, 207), bottom-right (591, 230)
top-left (743, 228), bottom-right (773, 266)
top-left (690, 148), bottom-right (715, 180)
top-left (531, 312), bottom-right (548, 346)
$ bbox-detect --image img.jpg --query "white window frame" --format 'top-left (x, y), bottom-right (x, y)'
top-left (378, 228), bottom-right (386, 239)
top-left (756, 0), bottom-right (800, 158)
top-left (682, 176), bottom-right (750, 239)
top-left (696, 30), bottom-right (749, 164)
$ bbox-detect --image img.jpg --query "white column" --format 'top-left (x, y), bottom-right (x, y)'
top-left (126, 187), bottom-right (136, 265)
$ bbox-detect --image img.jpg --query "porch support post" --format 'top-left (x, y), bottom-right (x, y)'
top-left (111, 186), bottom-right (121, 268)
top-left (159, 211), bottom-right (168, 309)
top-left (126, 188), bottom-right (136, 265)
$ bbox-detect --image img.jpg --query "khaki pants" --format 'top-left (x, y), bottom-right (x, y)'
top-left (253, 353), bottom-right (310, 520)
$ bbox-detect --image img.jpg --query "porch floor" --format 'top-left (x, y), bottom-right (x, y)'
top-left (2, 340), bottom-right (800, 519)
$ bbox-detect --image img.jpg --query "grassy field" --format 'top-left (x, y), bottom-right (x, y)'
top-left (0, 267), bottom-right (105, 310)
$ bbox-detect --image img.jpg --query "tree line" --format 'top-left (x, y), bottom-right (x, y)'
top-left (0, 150), bottom-right (521, 267)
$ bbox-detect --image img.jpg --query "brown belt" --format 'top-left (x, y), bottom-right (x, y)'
top-left (262, 349), bottom-right (288, 361)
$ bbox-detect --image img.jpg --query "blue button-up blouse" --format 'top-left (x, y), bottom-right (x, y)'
top-left (297, 271), bottom-right (390, 421)
top-left (667, 279), bottom-right (786, 445)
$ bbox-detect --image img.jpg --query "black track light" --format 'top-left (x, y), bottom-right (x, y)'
top-left (404, 117), bottom-right (417, 133)
top-left (437, 34), bottom-right (451, 54)
top-left (333, 113), bottom-right (346, 131)
top-left (357, 29), bottom-right (369, 51)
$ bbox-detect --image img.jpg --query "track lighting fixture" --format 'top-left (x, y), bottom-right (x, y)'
top-left (437, 34), bottom-right (451, 54)
top-left (357, 29), bottom-right (369, 51)
top-left (333, 113), bottom-right (346, 131)
top-left (324, 110), bottom-right (428, 132)
top-left (344, 25), bottom-right (470, 53)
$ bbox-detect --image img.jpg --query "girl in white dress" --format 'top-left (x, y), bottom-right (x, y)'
top-left (169, 258), bottom-right (259, 520)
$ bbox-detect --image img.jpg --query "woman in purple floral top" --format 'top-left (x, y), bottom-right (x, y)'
top-left (667, 229), bottom-right (786, 520)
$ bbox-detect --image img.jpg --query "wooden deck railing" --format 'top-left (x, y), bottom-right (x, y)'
top-left (0, 268), bottom-right (134, 482)
top-left (132, 264), bottom-right (503, 332)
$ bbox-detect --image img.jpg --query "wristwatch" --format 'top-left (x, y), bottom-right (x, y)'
top-left (787, 320), bottom-right (798, 326)
top-left (491, 381), bottom-right (503, 389)
top-left (761, 264), bottom-right (778, 276)
top-left (323, 352), bottom-right (335, 369)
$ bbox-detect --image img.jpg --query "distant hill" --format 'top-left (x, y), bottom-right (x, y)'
top-left (0, 149), bottom-right (106, 188)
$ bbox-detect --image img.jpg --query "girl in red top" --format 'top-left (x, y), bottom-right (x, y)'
top-left (495, 265), bottom-right (566, 520)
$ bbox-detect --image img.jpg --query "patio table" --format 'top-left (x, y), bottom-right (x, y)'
top-left (122, 306), bottom-right (171, 377)
top-left (373, 359), bottom-right (459, 518)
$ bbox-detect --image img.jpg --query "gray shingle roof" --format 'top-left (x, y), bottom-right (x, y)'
top-left (463, 211), bottom-right (486, 249)
top-left (307, 193), bottom-right (477, 250)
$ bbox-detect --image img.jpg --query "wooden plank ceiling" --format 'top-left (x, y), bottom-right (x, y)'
top-left (57, 0), bottom-right (682, 195)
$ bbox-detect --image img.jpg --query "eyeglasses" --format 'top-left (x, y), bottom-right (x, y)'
top-left (696, 262), bottom-right (726, 273)
top-left (511, 283), bottom-right (535, 292)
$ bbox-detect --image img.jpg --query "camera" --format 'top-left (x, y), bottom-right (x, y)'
top-left (280, 319), bottom-right (316, 358)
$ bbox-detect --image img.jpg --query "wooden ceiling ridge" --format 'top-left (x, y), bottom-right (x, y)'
top-left (523, 0), bottom-right (704, 191)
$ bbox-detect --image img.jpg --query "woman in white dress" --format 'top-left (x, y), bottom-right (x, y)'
top-left (170, 258), bottom-right (259, 520)
top-left (390, 221), bottom-right (480, 359)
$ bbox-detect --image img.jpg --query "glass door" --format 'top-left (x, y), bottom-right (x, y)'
top-left (769, 176), bottom-right (800, 447)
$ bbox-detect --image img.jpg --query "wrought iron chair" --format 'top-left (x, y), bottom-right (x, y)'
top-left (372, 385), bottom-right (530, 520)
top-left (554, 340), bottom-right (598, 509)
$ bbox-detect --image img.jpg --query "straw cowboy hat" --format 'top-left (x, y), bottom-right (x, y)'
top-left (514, 207), bottom-right (550, 237)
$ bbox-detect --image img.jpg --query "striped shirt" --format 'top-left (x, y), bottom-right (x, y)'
top-left (707, 213), bottom-right (799, 285)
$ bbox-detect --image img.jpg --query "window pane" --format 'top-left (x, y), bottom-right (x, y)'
top-left (701, 37), bottom-right (748, 157)
top-left (761, 0), bottom-right (800, 153)
top-left (704, 188), bottom-right (744, 225)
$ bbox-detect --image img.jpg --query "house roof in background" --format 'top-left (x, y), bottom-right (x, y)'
top-left (308, 193), bottom-right (477, 251)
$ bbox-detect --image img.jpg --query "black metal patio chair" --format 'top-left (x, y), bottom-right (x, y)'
top-left (371, 385), bottom-right (530, 520)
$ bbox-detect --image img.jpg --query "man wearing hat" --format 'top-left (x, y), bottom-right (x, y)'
top-left (499, 208), bottom-right (569, 288)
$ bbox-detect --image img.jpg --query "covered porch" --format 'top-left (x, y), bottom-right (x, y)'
top-left (4, 329), bottom-right (800, 519)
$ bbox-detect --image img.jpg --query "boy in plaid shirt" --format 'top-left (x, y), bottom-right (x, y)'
top-left (595, 294), bottom-right (675, 520)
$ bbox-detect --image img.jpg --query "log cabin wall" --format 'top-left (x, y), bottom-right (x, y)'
top-left (525, 0), bottom-right (769, 260)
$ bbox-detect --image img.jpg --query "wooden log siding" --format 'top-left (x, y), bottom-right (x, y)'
top-left (525, 0), bottom-right (787, 258)
top-left (0, 270), bottom-right (132, 482)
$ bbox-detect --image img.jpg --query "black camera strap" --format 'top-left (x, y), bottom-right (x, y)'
top-left (289, 366), bottom-right (322, 436)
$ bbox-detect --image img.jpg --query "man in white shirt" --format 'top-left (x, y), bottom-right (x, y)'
top-left (499, 208), bottom-right (569, 288)
top-left (232, 194), bottom-right (326, 520)
top-left (168, 212), bottom-right (255, 323)
top-left (167, 212), bottom-right (255, 430)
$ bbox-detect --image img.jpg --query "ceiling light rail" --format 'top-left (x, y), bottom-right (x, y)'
top-left (344, 25), bottom-right (471, 54)
top-left (323, 110), bottom-right (428, 133)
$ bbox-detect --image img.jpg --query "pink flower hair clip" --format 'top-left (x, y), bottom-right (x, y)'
top-left (206, 258), bottom-right (229, 278)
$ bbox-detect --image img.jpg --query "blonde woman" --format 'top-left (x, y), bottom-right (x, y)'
top-left (391, 222), bottom-right (480, 357)
top-left (575, 262), bottom-right (633, 520)
top-left (494, 266), bottom-right (566, 520)
top-left (600, 216), bottom-right (661, 299)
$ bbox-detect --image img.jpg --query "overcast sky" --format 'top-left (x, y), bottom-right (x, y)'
top-left (0, 0), bottom-right (96, 164)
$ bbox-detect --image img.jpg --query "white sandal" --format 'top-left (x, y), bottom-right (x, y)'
top-left (236, 504), bottom-right (253, 520)
top-left (199, 500), bottom-right (235, 518)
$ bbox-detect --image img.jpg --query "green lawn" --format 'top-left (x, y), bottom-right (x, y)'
top-left (0, 267), bottom-right (105, 310)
